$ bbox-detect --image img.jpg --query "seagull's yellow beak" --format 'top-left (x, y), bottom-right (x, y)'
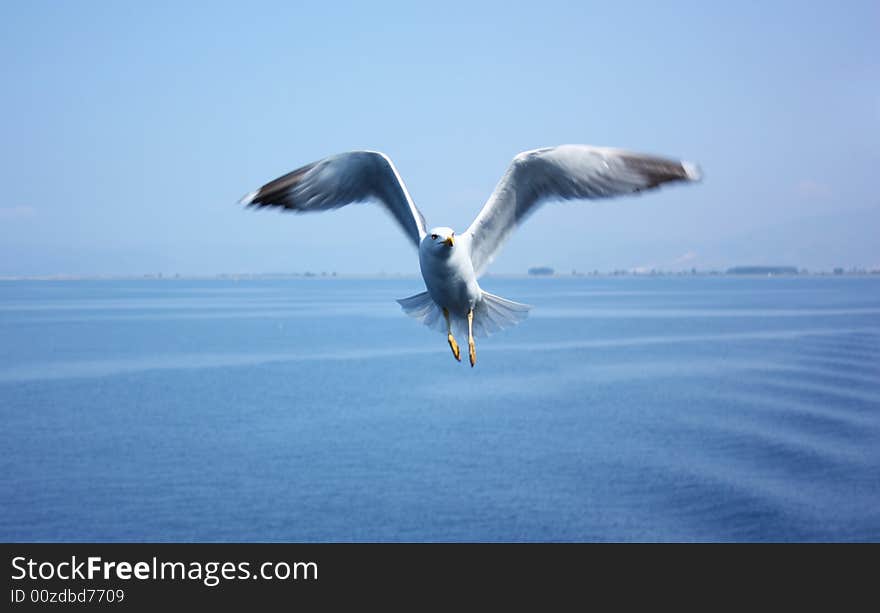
top-left (444, 235), bottom-right (454, 247)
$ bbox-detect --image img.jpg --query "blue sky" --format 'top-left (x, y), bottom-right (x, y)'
top-left (1, 0), bottom-right (877, 275)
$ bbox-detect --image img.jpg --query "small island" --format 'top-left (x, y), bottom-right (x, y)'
top-left (726, 266), bottom-right (799, 276)
top-left (528, 267), bottom-right (555, 276)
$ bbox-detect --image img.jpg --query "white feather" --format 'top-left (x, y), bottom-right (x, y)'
top-left (241, 151), bottom-right (426, 248)
top-left (464, 145), bottom-right (702, 277)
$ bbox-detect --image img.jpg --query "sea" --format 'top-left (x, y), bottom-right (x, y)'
top-left (1, 276), bottom-right (878, 542)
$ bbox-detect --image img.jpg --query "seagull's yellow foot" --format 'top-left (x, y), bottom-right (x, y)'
top-left (448, 334), bottom-right (461, 362)
top-left (467, 307), bottom-right (476, 367)
top-left (443, 307), bottom-right (461, 362)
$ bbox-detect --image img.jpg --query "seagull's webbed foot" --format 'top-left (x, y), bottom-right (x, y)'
top-left (443, 307), bottom-right (461, 362)
top-left (467, 307), bottom-right (476, 367)
top-left (448, 334), bottom-right (462, 362)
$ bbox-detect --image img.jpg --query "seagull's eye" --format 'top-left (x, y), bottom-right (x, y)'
top-left (431, 234), bottom-right (438, 240)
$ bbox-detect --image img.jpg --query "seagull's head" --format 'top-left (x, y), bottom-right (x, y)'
top-left (424, 227), bottom-right (456, 253)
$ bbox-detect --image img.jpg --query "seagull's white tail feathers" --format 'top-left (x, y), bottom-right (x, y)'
top-left (397, 291), bottom-right (447, 334)
top-left (472, 291), bottom-right (531, 337)
top-left (397, 290), bottom-right (531, 339)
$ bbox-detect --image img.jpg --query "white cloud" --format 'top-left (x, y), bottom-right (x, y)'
top-left (672, 250), bottom-right (698, 265)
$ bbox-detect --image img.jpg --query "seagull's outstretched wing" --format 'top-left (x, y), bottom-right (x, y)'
top-left (240, 151), bottom-right (427, 248)
top-left (463, 145), bottom-right (702, 277)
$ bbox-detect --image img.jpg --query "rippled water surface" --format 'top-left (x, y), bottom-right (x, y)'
top-left (1, 276), bottom-right (878, 541)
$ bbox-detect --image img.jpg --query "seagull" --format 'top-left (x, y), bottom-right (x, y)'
top-left (240, 145), bottom-right (701, 366)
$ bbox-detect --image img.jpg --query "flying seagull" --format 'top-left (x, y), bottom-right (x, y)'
top-left (240, 145), bottom-right (701, 366)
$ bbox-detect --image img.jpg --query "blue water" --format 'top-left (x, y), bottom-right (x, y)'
top-left (1, 276), bottom-right (878, 542)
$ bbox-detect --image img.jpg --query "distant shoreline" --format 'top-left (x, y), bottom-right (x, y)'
top-left (2, 271), bottom-right (879, 281)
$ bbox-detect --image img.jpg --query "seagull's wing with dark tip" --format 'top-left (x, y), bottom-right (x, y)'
top-left (240, 150), bottom-right (427, 248)
top-left (463, 145), bottom-right (701, 277)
